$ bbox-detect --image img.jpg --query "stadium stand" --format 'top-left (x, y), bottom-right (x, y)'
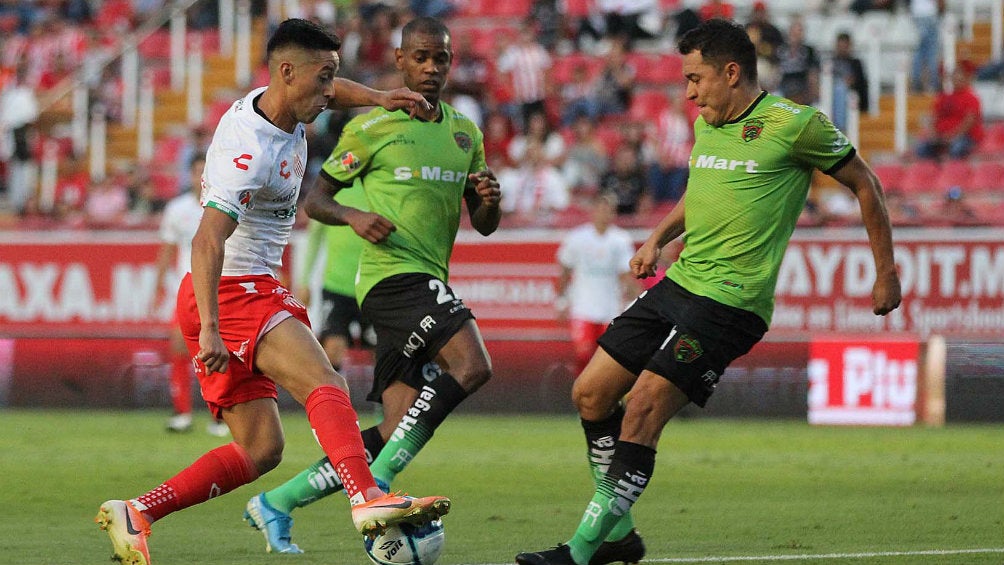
top-left (1, 0), bottom-right (1002, 229)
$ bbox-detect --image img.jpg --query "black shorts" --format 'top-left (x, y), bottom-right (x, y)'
top-left (597, 277), bottom-right (767, 407)
top-left (360, 273), bottom-right (474, 403)
top-left (318, 289), bottom-right (376, 348)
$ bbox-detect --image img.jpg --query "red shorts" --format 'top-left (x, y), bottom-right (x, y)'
top-left (176, 273), bottom-right (311, 417)
top-left (570, 319), bottom-right (608, 370)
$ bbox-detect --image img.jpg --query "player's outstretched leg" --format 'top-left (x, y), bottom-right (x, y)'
top-left (244, 493), bottom-right (302, 554)
top-left (95, 500), bottom-right (152, 565)
top-left (581, 408), bottom-right (645, 565)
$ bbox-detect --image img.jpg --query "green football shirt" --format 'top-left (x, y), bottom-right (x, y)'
top-left (667, 92), bottom-right (854, 325)
top-left (320, 103), bottom-right (487, 302)
top-left (301, 181), bottom-right (368, 297)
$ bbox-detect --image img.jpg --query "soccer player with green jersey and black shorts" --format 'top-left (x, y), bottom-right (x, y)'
top-left (241, 17), bottom-right (503, 555)
top-left (517, 19), bottom-right (903, 565)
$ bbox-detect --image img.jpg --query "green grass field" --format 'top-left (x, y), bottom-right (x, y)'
top-left (1, 409), bottom-right (1001, 565)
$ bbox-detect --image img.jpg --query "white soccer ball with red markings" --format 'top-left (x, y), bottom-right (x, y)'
top-left (363, 519), bottom-right (445, 565)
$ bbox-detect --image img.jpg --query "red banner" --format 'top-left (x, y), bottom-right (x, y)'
top-left (0, 228), bottom-right (1002, 338)
top-left (807, 337), bottom-right (920, 426)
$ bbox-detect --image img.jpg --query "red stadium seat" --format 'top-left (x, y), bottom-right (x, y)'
top-left (897, 160), bottom-right (941, 196)
top-left (968, 160), bottom-right (1004, 194)
top-left (484, 0), bottom-right (532, 17)
top-left (551, 53), bottom-right (602, 84)
top-left (636, 54), bottom-right (685, 85)
top-left (628, 89), bottom-right (670, 121)
top-left (149, 171), bottom-right (180, 201)
top-left (976, 122), bottom-right (1004, 156)
top-left (594, 125), bottom-right (623, 156)
top-left (872, 163), bottom-right (905, 192)
top-left (932, 159), bottom-right (972, 192)
top-left (565, 0), bottom-right (591, 18)
top-left (138, 30), bottom-right (171, 59)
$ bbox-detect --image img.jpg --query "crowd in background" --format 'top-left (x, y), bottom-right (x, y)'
top-left (0, 0), bottom-right (1000, 230)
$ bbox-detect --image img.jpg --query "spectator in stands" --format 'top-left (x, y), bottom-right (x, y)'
top-left (560, 62), bottom-right (599, 126)
top-left (409, 0), bottom-right (456, 19)
top-left (508, 110), bottom-right (566, 168)
top-left (745, 1), bottom-right (783, 92)
top-left (916, 63), bottom-right (983, 160)
top-left (483, 112), bottom-right (515, 170)
top-left (596, 0), bottom-right (661, 49)
top-left (562, 115), bottom-right (609, 197)
top-left (176, 126), bottom-right (212, 195)
top-left (499, 138), bottom-right (570, 224)
top-left (911, 0), bottom-right (944, 94)
top-left (0, 60), bottom-right (39, 214)
top-left (593, 38), bottom-right (636, 118)
top-left (530, 0), bottom-right (562, 52)
top-left (777, 16), bottom-right (819, 105)
top-left (831, 32), bottom-right (869, 130)
top-left (497, 20), bottom-right (551, 131)
top-left (645, 92), bottom-right (691, 203)
top-left (599, 144), bottom-right (651, 216)
top-left (83, 174), bottom-right (129, 228)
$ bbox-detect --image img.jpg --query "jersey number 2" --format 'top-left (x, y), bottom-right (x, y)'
top-left (428, 279), bottom-right (454, 304)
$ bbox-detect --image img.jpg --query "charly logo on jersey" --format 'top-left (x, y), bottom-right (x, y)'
top-left (453, 131), bottom-right (472, 153)
top-left (340, 151), bottom-right (361, 172)
top-left (393, 165), bottom-right (468, 185)
top-left (816, 113), bottom-right (851, 153)
top-left (741, 118), bottom-right (764, 142)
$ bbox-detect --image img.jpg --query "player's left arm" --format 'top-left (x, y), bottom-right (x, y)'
top-left (829, 154), bottom-right (902, 316)
top-left (328, 78), bottom-right (435, 119)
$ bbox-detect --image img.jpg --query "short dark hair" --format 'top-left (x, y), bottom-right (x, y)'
top-left (400, 16), bottom-right (450, 47)
top-left (266, 18), bottom-right (341, 59)
top-left (678, 18), bottom-right (758, 84)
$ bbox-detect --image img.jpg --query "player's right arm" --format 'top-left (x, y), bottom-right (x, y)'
top-left (304, 172), bottom-right (396, 244)
top-left (190, 207), bottom-right (237, 374)
top-left (631, 200), bottom-right (686, 279)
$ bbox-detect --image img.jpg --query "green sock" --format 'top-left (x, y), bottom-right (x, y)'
top-left (581, 408), bottom-right (636, 542)
top-left (369, 373), bottom-right (467, 486)
top-left (568, 441), bottom-right (655, 565)
top-left (264, 426), bottom-right (386, 513)
top-left (264, 456), bottom-right (341, 513)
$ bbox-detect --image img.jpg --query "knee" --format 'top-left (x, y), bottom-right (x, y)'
top-left (246, 440), bottom-right (284, 475)
top-left (454, 362), bottom-right (492, 394)
top-left (572, 378), bottom-right (618, 420)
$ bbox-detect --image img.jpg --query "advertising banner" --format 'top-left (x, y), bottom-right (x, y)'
top-left (807, 337), bottom-right (920, 425)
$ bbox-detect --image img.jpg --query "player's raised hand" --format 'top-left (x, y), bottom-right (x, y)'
top-left (378, 88), bottom-right (435, 120)
top-left (197, 327), bottom-right (229, 374)
top-left (468, 169), bottom-right (501, 207)
top-left (346, 208), bottom-right (396, 244)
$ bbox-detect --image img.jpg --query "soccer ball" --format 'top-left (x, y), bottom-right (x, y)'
top-left (363, 519), bottom-right (445, 565)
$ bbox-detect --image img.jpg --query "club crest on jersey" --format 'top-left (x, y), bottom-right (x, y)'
top-left (674, 334), bottom-right (703, 363)
top-left (238, 190), bottom-right (253, 209)
top-left (340, 151), bottom-right (360, 171)
top-left (742, 118), bottom-right (764, 142)
top-left (454, 132), bottom-right (472, 153)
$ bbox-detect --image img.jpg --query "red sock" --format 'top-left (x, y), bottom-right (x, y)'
top-left (168, 354), bottom-right (192, 414)
top-left (305, 385), bottom-right (377, 503)
top-left (132, 442), bottom-right (258, 522)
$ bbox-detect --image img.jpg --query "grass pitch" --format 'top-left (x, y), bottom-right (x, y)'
top-left (0, 409), bottom-right (1001, 565)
